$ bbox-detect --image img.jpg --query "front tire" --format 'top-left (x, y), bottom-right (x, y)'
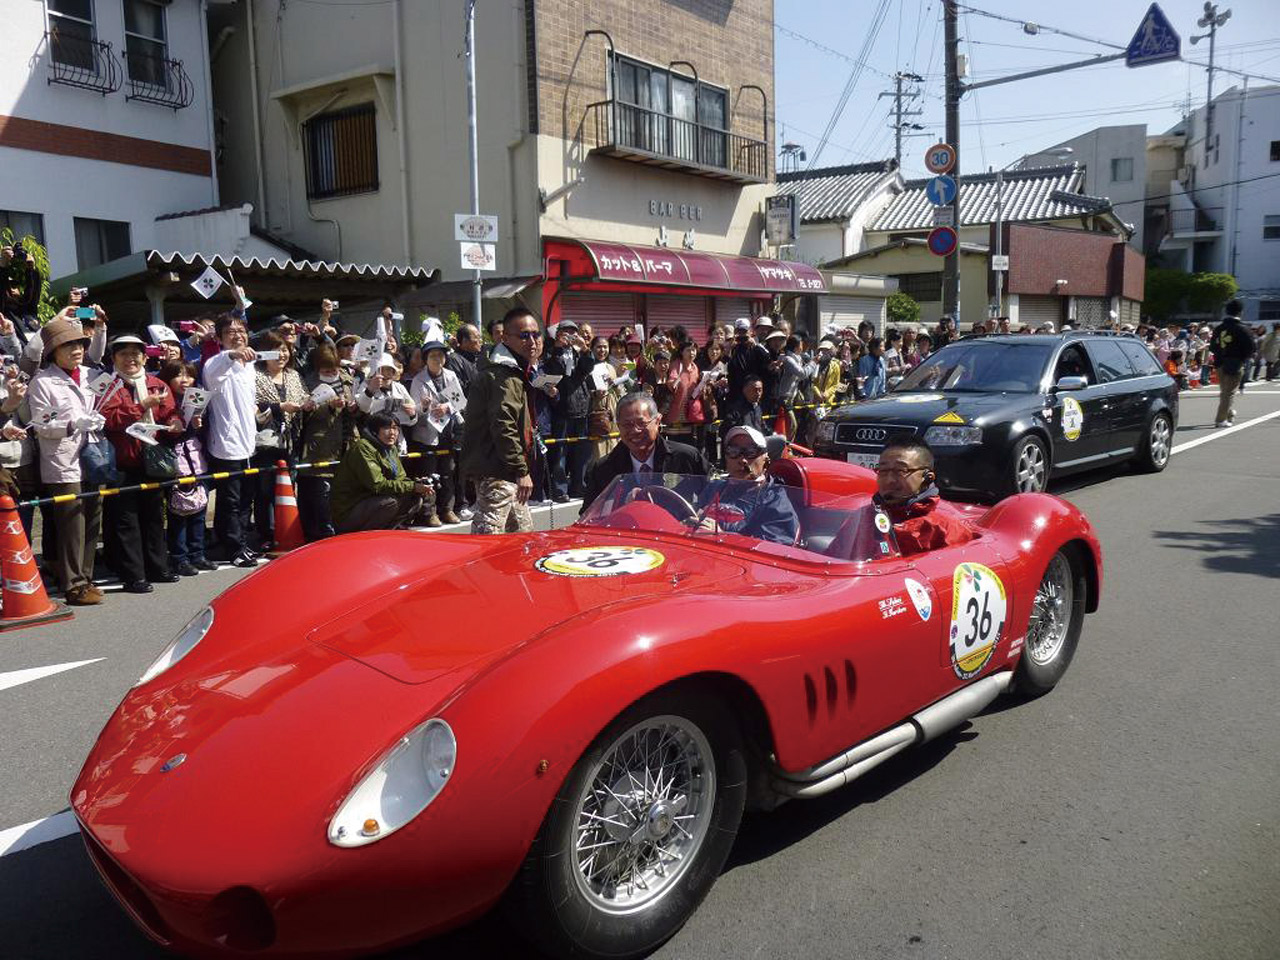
top-left (1135, 412), bottom-right (1173, 473)
top-left (1005, 434), bottom-right (1049, 498)
top-left (508, 685), bottom-right (746, 959)
top-left (1014, 547), bottom-right (1087, 697)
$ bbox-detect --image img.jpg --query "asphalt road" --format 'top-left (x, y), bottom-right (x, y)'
top-left (1, 385), bottom-right (1277, 960)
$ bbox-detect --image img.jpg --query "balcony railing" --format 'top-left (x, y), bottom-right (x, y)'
top-left (1168, 206), bottom-right (1223, 236)
top-left (584, 100), bottom-right (768, 184)
top-left (124, 51), bottom-right (195, 110)
top-left (45, 31), bottom-right (123, 96)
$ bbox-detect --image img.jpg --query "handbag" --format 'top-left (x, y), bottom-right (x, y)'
top-left (168, 439), bottom-right (208, 516)
top-left (80, 434), bottom-right (122, 487)
top-left (143, 441), bottom-right (179, 480)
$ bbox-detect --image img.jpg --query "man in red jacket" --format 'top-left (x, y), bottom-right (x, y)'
top-left (873, 438), bottom-right (972, 556)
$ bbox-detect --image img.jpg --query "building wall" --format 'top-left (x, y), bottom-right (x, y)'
top-left (1006, 224), bottom-right (1123, 298)
top-left (828, 245), bottom-right (989, 327)
top-left (792, 222), bottom-right (844, 266)
top-left (1023, 125), bottom-right (1147, 250)
top-left (0, 0), bottom-right (216, 274)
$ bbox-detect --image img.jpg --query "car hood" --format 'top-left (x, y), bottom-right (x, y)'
top-left (830, 390), bottom-right (1038, 426)
top-left (308, 528), bottom-right (745, 684)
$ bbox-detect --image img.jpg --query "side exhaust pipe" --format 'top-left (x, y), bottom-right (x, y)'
top-left (773, 672), bottom-right (1013, 800)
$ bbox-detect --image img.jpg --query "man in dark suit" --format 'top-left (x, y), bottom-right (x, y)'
top-left (580, 392), bottom-right (710, 513)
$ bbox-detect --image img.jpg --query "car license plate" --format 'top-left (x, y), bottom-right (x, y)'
top-left (846, 453), bottom-right (880, 469)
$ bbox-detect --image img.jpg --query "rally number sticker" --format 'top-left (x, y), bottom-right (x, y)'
top-left (1060, 396), bottom-right (1084, 442)
top-left (948, 562), bottom-right (1007, 679)
top-left (535, 546), bottom-right (665, 578)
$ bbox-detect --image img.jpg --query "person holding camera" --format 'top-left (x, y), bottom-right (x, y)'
top-left (27, 318), bottom-right (106, 604)
top-left (407, 341), bottom-right (465, 526)
top-left (544, 319), bottom-right (593, 502)
top-left (1, 241), bottom-right (42, 337)
top-left (202, 312), bottom-right (260, 568)
top-left (253, 332), bottom-right (310, 548)
top-left (298, 345), bottom-right (356, 541)
top-left (330, 412), bottom-right (433, 532)
top-left (99, 335), bottom-right (182, 593)
top-left (20, 299), bottom-right (108, 377)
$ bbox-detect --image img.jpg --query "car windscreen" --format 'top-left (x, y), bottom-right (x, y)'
top-left (895, 341), bottom-right (1055, 393)
top-left (577, 474), bottom-right (900, 564)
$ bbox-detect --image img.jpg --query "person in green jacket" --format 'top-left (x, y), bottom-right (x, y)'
top-left (331, 412), bottom-right (433, 533)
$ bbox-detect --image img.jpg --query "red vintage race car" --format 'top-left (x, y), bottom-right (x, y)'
top-left (72, 457), bottom-right (1102, 959)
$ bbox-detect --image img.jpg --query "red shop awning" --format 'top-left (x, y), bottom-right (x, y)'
top-left (547, 239), bottom-right (827, 294)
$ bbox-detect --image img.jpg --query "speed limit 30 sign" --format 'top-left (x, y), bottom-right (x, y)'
top-left (924, 143), bottom-right (956, 174)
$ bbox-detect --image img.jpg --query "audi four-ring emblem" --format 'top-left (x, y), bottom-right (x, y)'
top-left (853, 428), bottom-right (887, 442)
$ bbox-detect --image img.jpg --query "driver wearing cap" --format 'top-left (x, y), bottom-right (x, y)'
top-left (873, 438), bottom-right (972, 555)
top-left (690, 425), bottom-right (799, 545)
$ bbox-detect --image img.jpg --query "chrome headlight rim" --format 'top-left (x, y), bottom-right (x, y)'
top-left (134, 606), bottom-right (214, 688)
top-left (328, 717), bottom-right (457, 849)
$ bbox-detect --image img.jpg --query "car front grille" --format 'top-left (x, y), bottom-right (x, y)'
top-left (833, 423), bottom-right (919, 449)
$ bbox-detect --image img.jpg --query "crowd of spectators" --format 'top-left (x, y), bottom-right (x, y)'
top-left (0, 233), bottom-right (1272, 609)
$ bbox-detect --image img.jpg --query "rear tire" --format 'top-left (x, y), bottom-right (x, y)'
top-left (1005, 435), bottom-right (1049, 499)
top-left (1014, 547), bottom-right (1087, 697)
top-left (1135, 412), bottom-right (1173, 473)
top-left (507, 684), bottom-right (746, 959)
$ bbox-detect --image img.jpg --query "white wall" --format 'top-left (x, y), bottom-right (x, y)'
top-left (1026, 125), bottom-right (1147, 249)
top-left (0, 0), bottom-right (216, 274)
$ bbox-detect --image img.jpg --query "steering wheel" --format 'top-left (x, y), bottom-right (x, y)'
top-left (627, 484), bottom-right (698, 522)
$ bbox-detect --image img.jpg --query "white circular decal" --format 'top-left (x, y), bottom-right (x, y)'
top-left (1060, 396), bottom-right (1084, 442)
top-left (949, 562), bottom-right (1007, 679)
top-left (535, 546), bottom-right (665, 578)
top-left (904, 577), bottom-right (932, 622)
top-left (875, 512), bottom-right (892, 534)
top-left (895, 393), bottom-right (945, 403)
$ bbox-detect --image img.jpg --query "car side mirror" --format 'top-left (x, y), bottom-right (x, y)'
top-left (1053, 376), bottom-right (1088, 391)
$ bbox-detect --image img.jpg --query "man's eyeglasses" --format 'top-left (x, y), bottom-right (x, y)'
top-left (516, 331), bottom-right (543, 341)
top-left (725, 445), bottom-right (764, 460)
top-left (874, 464), bottom-right (928, 478)
top-left (619, 418), bottom-right (656, 433)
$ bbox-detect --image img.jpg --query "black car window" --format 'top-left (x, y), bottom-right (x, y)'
top-left (893, 341), bottom-right (1055, 393)
top-left (1053, 344), bottom-right (1097, 385)
top-left (1118, 339), bottom-right (1164, 377)
top-left (1085, 340), bottom-right (1135, 384)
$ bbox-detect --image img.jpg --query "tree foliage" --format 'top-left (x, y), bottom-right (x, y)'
top-left (886, 291), bottom-right (921, 328)
top-left (1144, 268), bottom-right (1239, 322)
top-left (1185, 272), bottom-right (1238, 313)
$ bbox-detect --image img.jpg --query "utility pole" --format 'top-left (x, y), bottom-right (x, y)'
top-left (943, 0), bottom-right (961, 323)
top-left (464, 0), bottom-right (482, 328)
top-left (1192, 3), bottom-right (1232, 151)
top-left (878, 72), bottom-right (923, 167)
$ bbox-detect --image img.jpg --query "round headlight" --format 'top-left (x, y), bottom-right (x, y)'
top-left (135, 607), bottom-right (214, 687)
top-left (329, 718), bottom-right (457, 848)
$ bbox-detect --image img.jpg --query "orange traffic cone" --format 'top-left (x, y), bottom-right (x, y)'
top-left (268, 461), bottom-right (305, 558)
top-left (0, 495), bottom-right (72, 631)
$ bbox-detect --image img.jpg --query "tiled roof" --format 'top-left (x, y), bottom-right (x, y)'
top-left (144, 250), bottom-right (437, 282)
top-left (868, 163), bottom-right (1113, 231)
top-left (776, 161), bottom-right (898, 223)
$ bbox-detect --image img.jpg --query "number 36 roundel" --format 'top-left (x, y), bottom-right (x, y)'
top-left (948, 562), bottom-right (1007, 679)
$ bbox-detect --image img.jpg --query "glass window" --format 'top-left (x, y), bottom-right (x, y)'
top-left (609, 55), bottom-right (730, 170)
top-left (124, 0), bottom-right (168, 87)
top-left (47, 0), bottom-right (96, 71)
top-left (0, 210), bottom-right (46, 247)
top-left (1271, 141), bottom-right (1280, 162)
top-left (1085, 339), bottom-right (1135, 383)
top-left (74, 217), bottom-right (131, 270)
top-left (1117, 339), bottom-right (1163, 377)
top-left (895, 341), bottom-right (1056, 393)
top-left (893, 272), bottom-right (943, 302)
top-left (1259, 301), bottom-right (1280, 322)
top-left (1110, 157), bottom-right (1134, 182)
top-left (1264, 215), bottom-right (1280, 241)
top-left (304, 103), bottom-right (379, 200)
top-left (1053, 344), bottom-right (1097, 385)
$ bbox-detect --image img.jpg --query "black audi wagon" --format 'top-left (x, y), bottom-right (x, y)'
top-left (813, 332), bottom-right (1179, 500)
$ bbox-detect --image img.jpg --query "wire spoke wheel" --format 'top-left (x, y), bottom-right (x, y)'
top-left (1016, 440), bottom-right (1047, 493)
top-left (1026, 552), bottom-right (1074, 666)
top-left (571, 716), bottom-right (716, 915)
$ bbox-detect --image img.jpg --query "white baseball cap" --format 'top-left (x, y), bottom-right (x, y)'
top-left (723, 425), bottom-right (767, 450)
top-left (734, 318), bottom-right (752, 331)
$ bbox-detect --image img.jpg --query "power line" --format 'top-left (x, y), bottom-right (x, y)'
top-left (806, 0), bottom-right (895, 168)
top-left (953, 3), bottom-right (1125, 51)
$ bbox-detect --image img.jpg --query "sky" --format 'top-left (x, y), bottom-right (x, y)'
top-left (773, 0), bottom-right (1280, 181)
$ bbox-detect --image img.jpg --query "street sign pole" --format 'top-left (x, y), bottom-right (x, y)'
top-left (464, 0), bottom-right (482, 329)
top-left (994, 168), bottom-right (1003, 319)
top-left (943, 0), bottom-right (961, 325)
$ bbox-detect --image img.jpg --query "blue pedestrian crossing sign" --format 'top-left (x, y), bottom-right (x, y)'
top-left (926, 175), bottom-right (958, 207)
top-left (1126, 3), bottom-right (1180, 67)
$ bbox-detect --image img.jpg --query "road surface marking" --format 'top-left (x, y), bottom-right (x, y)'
top-left (0, 658), bottom-right (104, 694)
top-left (0, 810), bottom-right (77, 858)
top-left (1180, 390), bottom-right (1280, 397)
top-left (1171, 409), bottom-right (1280, 457)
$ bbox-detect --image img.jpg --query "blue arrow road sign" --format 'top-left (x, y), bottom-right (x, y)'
top-left (926, 175), bottom-right (957, 207)
top-left (1127, 3), bottom-right (1180, 67)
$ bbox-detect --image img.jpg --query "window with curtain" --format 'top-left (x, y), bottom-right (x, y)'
top-left (303, 103), bottom-right (380, 200)
top-left (124, 0), bottom-right (168, 86)
top-left (0, 211), bottom-right (46, 247)
top-left (74, 217), bottom-right (131, 271)
top-left (610, 55), bottom-right (730, 170)
top-left (47, 0), bottom-right (96, 71)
